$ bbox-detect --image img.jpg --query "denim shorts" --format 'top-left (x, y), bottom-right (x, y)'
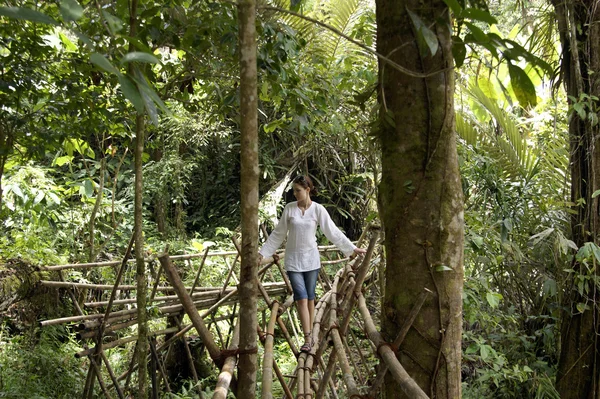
top-left (287, 269), bottom-right (320, 301)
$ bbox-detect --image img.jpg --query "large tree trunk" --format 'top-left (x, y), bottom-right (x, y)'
top-left (237, 0), bottom-right (259, 396)
top-left (552, 1), bottom-right (600, 397)
top-left (375, 1), bottom-right (464, 398)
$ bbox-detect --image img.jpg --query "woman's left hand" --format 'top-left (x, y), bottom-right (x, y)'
top-left (353, 247), bottom-right (367, 255)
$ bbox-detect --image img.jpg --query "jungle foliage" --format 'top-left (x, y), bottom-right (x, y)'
top-left (0, 0), bottom-right (591, 397)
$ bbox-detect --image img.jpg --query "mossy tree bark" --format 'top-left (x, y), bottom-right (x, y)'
top-left (237, 0), bottom-right (259, 396)
top-left (552, 1), bottom-right (600, 397)
top-left (375, 0), bottom-right (463, 397)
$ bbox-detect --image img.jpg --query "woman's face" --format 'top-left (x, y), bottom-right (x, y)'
top-left (293, 183), bottom-right (310, 202)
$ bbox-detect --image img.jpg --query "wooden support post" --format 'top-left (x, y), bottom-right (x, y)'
top-left (315, 269), bottom-right (344, 399)
top-left (189, 247), bottom-right (210, 293)
top-left (356, 294), bottom-right (429, 399)
top-left (261, 301), bottom-right (280, 399)
top-left (150, 339), bottom-right (158, 399)
top-left (220, 254), bottom-right (239, 296)
top-left (174, 318), bottom-right (202, 397)
top-left (339, 232), bottom-right (379, 336)
top-left (101, 351), bottom-right (125, 399)
top-left (213, 323), bottom-right (240, 399)
top-left (149, 337), bottom-right (171, 394)
top-left (158, 252), bottom-right (221, 361)
top-left (366, 288), bottom-right (431, 399)
top-left (297, 354), bottom-right (306, 399)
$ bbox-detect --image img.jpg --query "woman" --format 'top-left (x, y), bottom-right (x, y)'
top-left (258, 175), bottom-right (366, 352)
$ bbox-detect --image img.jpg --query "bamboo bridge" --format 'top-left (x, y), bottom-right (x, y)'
top-left (38, 226), bottom-right (430, 398)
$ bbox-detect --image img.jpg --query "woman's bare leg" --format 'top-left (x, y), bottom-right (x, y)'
top-left (308, 299), bottom-right (315, 328)
top-left (297, 299), bottom-right (311, 335)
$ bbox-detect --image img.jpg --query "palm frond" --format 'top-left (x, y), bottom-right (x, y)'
top-left (468, 84), bottom-right (539, 181)
top-left (264, 0), bottom-right (375, 63)
top-left (456, 112), bottom-right (479, 147)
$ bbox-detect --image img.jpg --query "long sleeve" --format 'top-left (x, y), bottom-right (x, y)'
top-left (316, 204), bottom-right (356, 257)
top-left (259, 204), bottom-right (290, 258)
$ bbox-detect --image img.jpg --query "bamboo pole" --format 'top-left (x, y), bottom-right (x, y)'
top-left (261, 301), bottom-right (280, 399)
top-left (39, 280), bottom-right (221, 292)
top-left (273, 358), bottom-right (294, 399)
top-left (365, 288), bottom-right (431, 398)
top-left (339, 232), bottom-right (379, 336)
top-left (101, 351), bottom-right (125, 399)
top-left (158, 252), bottom-right (221, 361)
top-left (175, 318), bottom-right (201, 394)
top-left (84, 288), bottom-right (231, 308)
top-left (297, 354), bottom-right (306, 399)
top-left (189, 247), bottom-right (210, 293)
top-left (356, 294), bottom-right (429, 399)
top-left (43, 244), bottom-right (352, 272)
top-left (149, 337), bottom-right (171, 393)
top-left (43, 283), bottom-right (286, 327)
top-left (213, 322), bottom-right (240, 399)
top-left (76, 327), bottom-right (180, 358)
top-left (315, 269), bottom-right (344, 399)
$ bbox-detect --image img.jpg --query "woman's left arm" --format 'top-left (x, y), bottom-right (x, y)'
top-left (317, 205), bottom-right (358, 257)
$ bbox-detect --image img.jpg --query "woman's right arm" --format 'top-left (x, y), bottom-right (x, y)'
top-left (259, 204), bottom-right (289, 258)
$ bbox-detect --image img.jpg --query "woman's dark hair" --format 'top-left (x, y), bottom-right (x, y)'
top-left (293, 175), bottom-right (316, 194)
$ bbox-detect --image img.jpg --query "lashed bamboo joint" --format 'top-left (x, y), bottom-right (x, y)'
top-left (38, 227), bottom-right (429, 398)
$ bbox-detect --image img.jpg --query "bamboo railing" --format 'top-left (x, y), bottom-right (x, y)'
top-left (37, 226), bottom-right (430, 399)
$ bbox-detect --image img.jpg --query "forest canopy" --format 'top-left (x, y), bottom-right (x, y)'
top-left (1, 0), bottom-right (598, 398)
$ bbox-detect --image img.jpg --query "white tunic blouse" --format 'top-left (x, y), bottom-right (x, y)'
top-left (259, 201), bottom-right (356, 272)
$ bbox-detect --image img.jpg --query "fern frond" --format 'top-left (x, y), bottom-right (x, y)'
top-left (456, 112), bottom-right (478, 147)
top-left (468, 84), bottom-right (539, 180)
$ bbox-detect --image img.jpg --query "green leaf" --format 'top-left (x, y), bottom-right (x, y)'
top-left (33, 191), bottom-right (45, 205)
top-left (463, 21), bottom-right (489, 44)
top-left (84, 179), bottom-right (94, 197)
top-left (486, 292), bottom-right (502, 308)
top-left (435, 264), bottom-right (453, 272)
top-left (592, 189), bottom-right (600, 198)
top-left (90, 53), bottom-right (119, 75)
top-left (576, 302), bottom-right (590, 313)
top-left (461, 8), bottom-right (497, 25)
top-left (120, 52), bottom-right (161, 65)
top-left (480, 344), bottom-right (490, 361)
top-left (508, 63), bottom-right (537, 108)
top-left (60, 0), bottom-right (84, 22)
top-left (47, 191), bottom-right (61, 205)
top-left (542, 278), bottom-right (557, 297)
top-left (59, 33), bottom-right (78, 52)
top-left (0, 6), bottom-right (59, 25)
top-left (407, 9), bottom-right (439, 57)
top-left (73, 30), bottom-right (94, 49)
top-left (117, 74), bottom-right (144, 114)
top-left (452, 36), bottom-right (466, 68)
top-left (140, 89), bottom-right (159, 126)
top-left (102, 10), bottom-right (123, 33)
top-left (590, 112), bottom-right (599, 127)
top-left (191, 241), bottom-right (204, 252)
top-left (54, 155), bottom-right (73, 166)
top-left (573, 103), bottom-right (586, 120)
top-left (442, 0), bottom-right (462, 14)
top-left (10, 184), bottom-right (24, 199)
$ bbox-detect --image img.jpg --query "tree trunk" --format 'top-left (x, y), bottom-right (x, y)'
top-left (375, 1), bottom-right (463, 398)
top-left (129, 0), bottom-right (148, 395)
top-left (552, 1), bottom-right (600, 397)
top-left (237, 0), bottom-right (259, 396)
